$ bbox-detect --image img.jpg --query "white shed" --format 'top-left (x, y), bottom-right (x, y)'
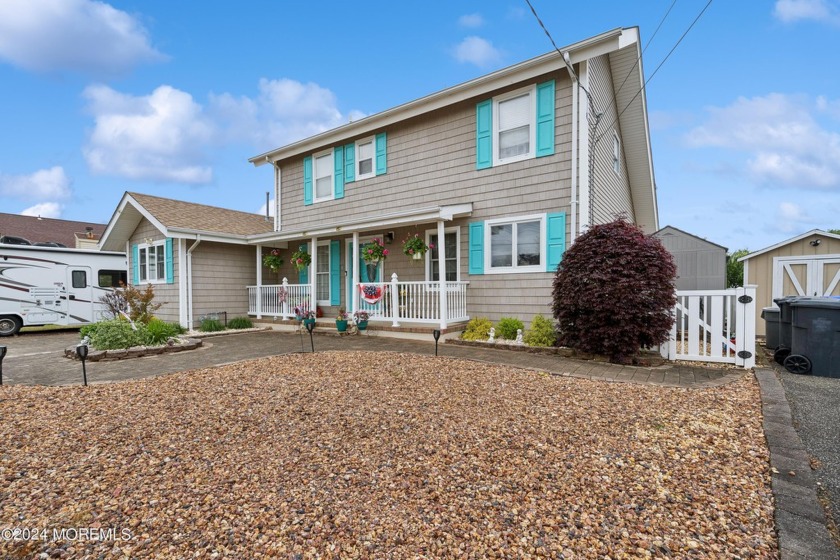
top-left (653, 226), bottom-right (727, 291)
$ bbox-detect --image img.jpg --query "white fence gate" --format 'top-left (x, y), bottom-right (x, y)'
top-left (660, 286), bottom-right (757, 368)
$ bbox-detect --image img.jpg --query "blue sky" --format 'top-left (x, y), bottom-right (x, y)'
top-left (1, 0), bottom-right (839, 252)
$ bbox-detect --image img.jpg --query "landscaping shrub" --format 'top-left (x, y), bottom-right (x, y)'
top-left (98, 282), bottom-right (164, 324)
top-left (496, 317), bottom-right (524, 340)
top-left (88, 320), bottom-right (144, 350)
top-left (199, 318), bottom-right (226, 332)
top-left (143, 319), bottom-right (183, 345)
top-left (228, 317), bottom-right (253, 329)
top-left (524, 315), bottom-right (557, 347)
top-left (552, 218), bottom-right (676, 363)
top-left (461, 317), bottom-right (493, 341)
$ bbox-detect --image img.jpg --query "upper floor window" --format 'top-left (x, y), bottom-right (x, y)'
top-left (612, 133), bottom-right (621, 175)
top-left (356, 137), bottom-right (375, 180)
top-left (313, 149), bottom-right (334, 202)
top-left (495, 87), bottom-right (535, 165)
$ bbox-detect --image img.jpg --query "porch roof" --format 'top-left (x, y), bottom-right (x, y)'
top-left (246, 203), bottom-right (473, 244)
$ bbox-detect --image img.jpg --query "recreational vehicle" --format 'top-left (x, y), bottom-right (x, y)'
top-left (0, 244), bottom-right (127, 336)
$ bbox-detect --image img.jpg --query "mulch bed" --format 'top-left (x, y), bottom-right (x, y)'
top-left (0, 351), bottom-right (776, 558)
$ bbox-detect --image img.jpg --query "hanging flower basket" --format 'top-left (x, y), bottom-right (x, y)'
top-left (359, 284), bottom-right (386, 304)
top-left (262, 248), bottom-right (284, 271)
top-left (361, 238), bottom-right (389, 264)
top-left (290, 250), bottom-right (311, 272)
top-left (402, 234), bottom-right (433, 260)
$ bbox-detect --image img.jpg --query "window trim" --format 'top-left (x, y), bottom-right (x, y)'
top-left (315, 240), bottom-right (332, 306)
top-left (484, 213), bottom-right (546, 274)
top-left (138, 241), bottom-right (167, 284)
top-left (424, 227), bottom-right (461, 284)
top-left (312, 148), bottom-right (335, 203)
top-left (492, 84), bottom-right (537, 167)
top-left (355, 136), bottom-right (375, 181)
top-left (613, 132), bottom-right (621, 175)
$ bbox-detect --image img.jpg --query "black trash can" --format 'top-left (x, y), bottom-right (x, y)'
top-left (761, 307), bottom-right (780, 349)
top-left (783, 298), bottom-right (840, 377)
top-left (773, 296), bottom-right (819, 363)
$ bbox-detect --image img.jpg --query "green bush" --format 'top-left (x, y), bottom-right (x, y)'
top-left (80, 322), bottom-right (101, 339)
top-left (228, 317), bottom-right (253, 329)
top-left (496, 317), bottom-right (524, 340)
top-left (143, 319), bottom-right (184, 345)
top-left (199, 318), bottom-right (226, 332)
top-left (461, 317), bottom-right (493, 341)
top-left (524, 315), bottom-right (557, 347)
top-left (88, 320), bottom-right (144, 350)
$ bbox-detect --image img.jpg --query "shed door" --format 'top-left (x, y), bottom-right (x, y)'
top-left (773, 256), bottom-right (840, 300)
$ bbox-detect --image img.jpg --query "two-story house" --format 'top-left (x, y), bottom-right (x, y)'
top-left (99, 27), bottom-right (657, 335)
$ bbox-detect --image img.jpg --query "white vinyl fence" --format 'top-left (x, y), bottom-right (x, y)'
top-left (660, 286), bottom-right (757, 368)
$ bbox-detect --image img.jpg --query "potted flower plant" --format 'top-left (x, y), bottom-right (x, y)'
top-left (262, 248), bottom-right (284, 281)
top-left (290, 249), bottom-right (311, 272)
top-left (336, 308), bottom-right (349, 332)
top-left (353, 310), bottom-right (369, 331)
top-left (361, 238), bottom-right (389, 263)
top-left (402, 234), bottom-right (433, 261)
top-left (293, 304), bottom-right (315, 328)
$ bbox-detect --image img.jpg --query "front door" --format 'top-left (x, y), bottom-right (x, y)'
top-left (66, 266), bottom-right (94, 325)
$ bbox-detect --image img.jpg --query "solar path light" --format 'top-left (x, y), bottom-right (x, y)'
top-left (76, 343), bottom-right (89, 386)
top-left (432, 329), bottom-right (441, 356)
top-left (0, 345), bottom-right (6, 385)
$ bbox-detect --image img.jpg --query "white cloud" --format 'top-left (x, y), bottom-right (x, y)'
top-left (0, 166), bottom-right (71, 200)
top-left (453, 36), bottom-right (502, 68)
top-left (458, 13), bottom-right (485, 28)
top-left (773, 0), bottom-right (840, 23)
top-left (685, 93), bottom-right (840, 189)
top-left (209, 78), bottom-right (365, 147)
top-left (0, 0), bottom-right (164, 76)
top-left (20, 202), bottom-right (63, 219)
top-left (775, 201), bottom-right (817, 233)
top-left (82, 84), bottom-right (215, 184)
top-left (257, 199), bottom-right (275, 218)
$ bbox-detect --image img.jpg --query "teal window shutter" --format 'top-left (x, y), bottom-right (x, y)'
top-left (375, 132), bottom-right (387, 175)
top-left (165, 238), bottom-right (174, 284)
top-left (536, 80), bottom-right (555, 157)
top-left (132, 244), bottom-right (140, 284)
top-left (333, 148), bottom-right (345, 199)
top-left (546, 212), bottom-right (566, 272)
top-left (298, 244), bottom-right (309, 284)
top-left (476, 100), bottom-right (492, 169)
top-left (329, 240), bottom-right (341, 305)
top-left (468, 221), bottom-right (485, 275)
top-left (303, 156), bottom-right (313, 206)
top-left (344, 143), bottom-right (355, 183)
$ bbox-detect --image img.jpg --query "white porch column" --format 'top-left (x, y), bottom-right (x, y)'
top-left (255, 245), bottom-right (263, 319)
top-left (309, 236), bottom-right (318, 315)
top-left (178, 239), bottom-right (188, 328)
top-left (351, 232), bottom-right (360, 314)
top-left (437, 220), bottom-right (448, 330)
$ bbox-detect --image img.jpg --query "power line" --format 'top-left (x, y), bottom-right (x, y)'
top-left (596, 0), bottom-right (714, 144)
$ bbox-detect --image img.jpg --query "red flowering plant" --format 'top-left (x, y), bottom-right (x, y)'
top-left (262, 248), bottom-right (284, 272)
top-left (290, 249), bottom-right (311, 272)
top-left (402, 233), bottom-right (433, 258)
top-left (361, 238), bottom-right (389, 263)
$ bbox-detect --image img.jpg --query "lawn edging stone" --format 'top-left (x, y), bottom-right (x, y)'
top-left (64, 338), bottom-right (202, 362)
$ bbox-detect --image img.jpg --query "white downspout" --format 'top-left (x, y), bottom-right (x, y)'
top-left (187, 237), bottom-right (201, 330)
top-left (569, 71), bottom-right (579, 245)
top-left (178, 239), bottom-right (188, 327)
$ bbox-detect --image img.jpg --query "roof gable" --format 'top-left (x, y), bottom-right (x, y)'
top-left (654, 225), bottom-right (728, 252)
top-left (738, 229), bottom-right (840, 262)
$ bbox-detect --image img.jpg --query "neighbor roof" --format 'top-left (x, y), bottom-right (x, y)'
top-left (99, 192), bottom-right (274, 251)
top-left (0, 212), bottom-right (106, 248)
top-left (653, 225), bottom-right (728, 252)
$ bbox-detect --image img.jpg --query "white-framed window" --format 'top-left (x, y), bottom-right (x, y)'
top-left (426, 227), bottom-right (460, 282)
top-left (355, 136), bottom-right (375, 181)
top-left (493, 85), bottom-right (536, 166)
top-left (138, 242), bottom-right (166, 283)
top-left (485, 214), bottom-right (545, 274)
top-left (316, 242), bottom-right (331, 305)
top-left (612, 133), bottom-right (620, 175)
top-left (313, 149), bottom-right (334, 202)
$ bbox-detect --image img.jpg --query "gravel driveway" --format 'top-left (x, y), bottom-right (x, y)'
top-left (1, 351), bottom-right (775, 558)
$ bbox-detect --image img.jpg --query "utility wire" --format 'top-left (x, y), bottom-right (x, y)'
top-left (596, 0), bottom-right (714, 144)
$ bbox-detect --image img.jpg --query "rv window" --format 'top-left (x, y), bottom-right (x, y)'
top-left (72, 270), bottom-right (87, 289)
top-left (98, 270), bottom-right (127, 288)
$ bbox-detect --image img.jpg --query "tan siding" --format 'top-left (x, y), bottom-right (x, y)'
top-left (191, 242), bottom-right (256, 325)
top-left (588, 55), bottom-right (634, 225)
top-left (747, 233), bottom-right (840, 335)
top-left (127, 219), bottom-right (180, 324)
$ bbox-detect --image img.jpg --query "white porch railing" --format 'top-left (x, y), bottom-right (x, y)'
top-left (247, 279), bottom-right (311, 319)
top-left (356, 274), bottom-right (469, 326)
top-left (660, 286), bottom-right (757, 368)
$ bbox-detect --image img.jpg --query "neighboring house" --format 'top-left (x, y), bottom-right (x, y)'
top-left (653, 226), bottom-right (727, 290)
top-left (739, 229), bottom-right (840, 336)
top-left (101, 27), bottom-right (659, 333)
top-left (99, 193), bottom-right (274, 327)
top-left (0, 212), bottom-right (106, 248)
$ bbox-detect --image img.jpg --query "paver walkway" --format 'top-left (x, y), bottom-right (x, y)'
top-left (0, 329), bottom-right (745, 387)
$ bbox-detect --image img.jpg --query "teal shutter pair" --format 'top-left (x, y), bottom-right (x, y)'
top-left (131, 239), bottom-right (174, 284)
top-left (303, 133), bottom-right (388, 205)
top-left (298, 241), bottom-right (341, 306)
top-left (467, 212), bottom-right (566, 274)
top-left (476, 79), bottom-right (555, 169)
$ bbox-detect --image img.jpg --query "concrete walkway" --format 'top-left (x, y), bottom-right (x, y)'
top-left (0, 329), bottom-right (744, 388)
